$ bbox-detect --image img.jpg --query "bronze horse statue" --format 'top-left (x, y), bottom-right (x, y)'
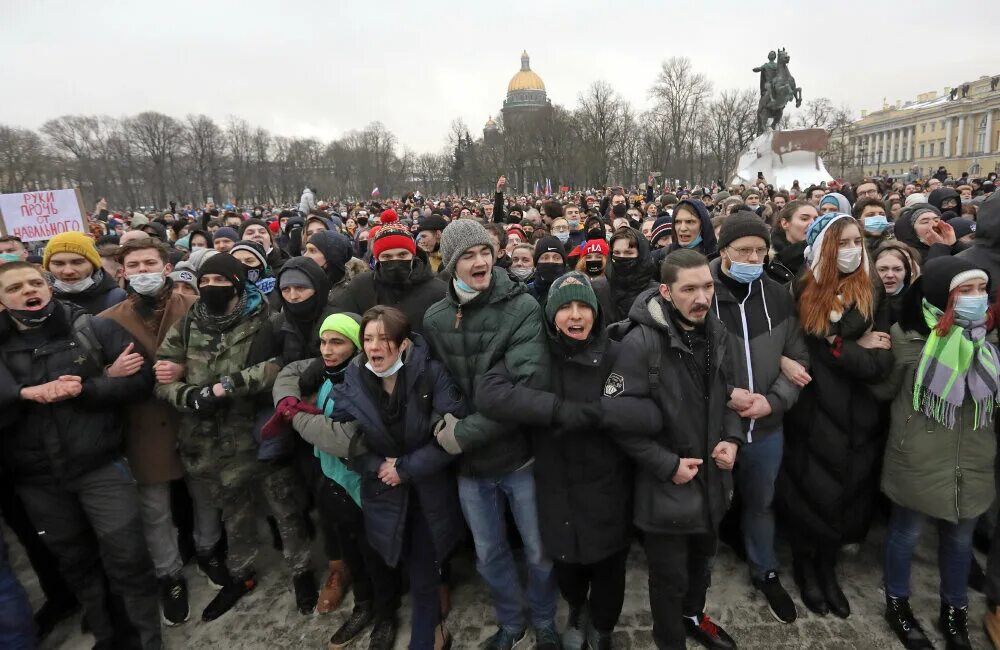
top-left (755, 49), bottom-right (802, 134)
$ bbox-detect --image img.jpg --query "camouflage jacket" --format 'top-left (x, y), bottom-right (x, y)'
top-left (155, 299), bottom-right (281, 476)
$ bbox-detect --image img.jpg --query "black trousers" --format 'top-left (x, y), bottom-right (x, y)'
top-left (644, 532), bottom-right (717, 650)
top-left (553, 547), bottom-right (629, 633)
top-left (315, 473), bottom-right (400, 619)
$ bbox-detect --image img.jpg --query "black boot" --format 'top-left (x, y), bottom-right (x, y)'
top-left (367, 615), bottom-right (398, 650)
top-left (815, 552), bottom-right (850, 619)
top-left (328, 602), bottom-right (374, 649)
top-left (33, 596), bottom-right (81, 640)
top-left (938, 603), bottom-right (972, 650)
top-left (883, 595), bottom-right (933, 649)
top-left (792, 553), bottom-right (828, 616)
top-left (292, 570), bottom-right (318, 615)
top-left (196, 541), bottom-right (231, 590)
top-left (202, 574), bottom-right (256, 622)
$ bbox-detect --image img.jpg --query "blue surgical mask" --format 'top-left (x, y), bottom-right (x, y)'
top-left (864, 216), bottom-right (889, 235)
top-left (0, 253), bottom-right (20, 262)
top-left (567, 219), bottom-right (580, 230)
top-left (366, 355), bottom-right (404, 378)
top-left (955, 294), bottom-right (989, 322)
top-left (454, 277), bottom-right (476, 293)
top-left (683, 234), bottom-right (703, 249)
top-left (728, 261), bottom-right (763, 283)
top-left (554, 231), bottom-right (570, 243)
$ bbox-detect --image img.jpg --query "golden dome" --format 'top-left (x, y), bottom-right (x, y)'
top-left (507, 50), bottom-right (545, 93)
top-left (484, 115), bottom-right (498, 129)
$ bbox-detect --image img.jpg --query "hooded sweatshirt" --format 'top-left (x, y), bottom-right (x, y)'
top-left (274, 256), bottom-right (334, 363)
top-left (665, 199), bottom-right (717, 258)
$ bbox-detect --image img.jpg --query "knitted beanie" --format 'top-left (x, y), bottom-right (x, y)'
top-left (43, 232), bottom-right (102, 271)
top-left (318, 312), bottom-right (362, 350)
top-left (717, 211), bottom-right (771, 250)
top-left (921, 257), bottom-right (988, 311)
top-left (198, 252), bottom-right (247, 290)
top-left (417, 214), bottom-right (448, 232)
top-left (238, 218), bottom-right (269, 238)
top-left (168, 268), bottom-right (198, 293)
top-left (371, 223), bottom-right (416, 259)
top-left (379, 209), bottom-right (399, 224)
top-left (440, 220), bottom-right (495, 273)
top-left (230, 240), bottom-right (268, 270)
top-left (544, 271), bottom-right (600, 323)
top-left (213, 227), bottom-right (239, 242)
top-left (533, 236), bottom-right (567, 265)
top-left (279, 268), bottom-right (313, 290)
top-left (581, 239), bottom-right (609, 257)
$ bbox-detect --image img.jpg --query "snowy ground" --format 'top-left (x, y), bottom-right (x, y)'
top-left (9, 520), bottom-right (993, 650)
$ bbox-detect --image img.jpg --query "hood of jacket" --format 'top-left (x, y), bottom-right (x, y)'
top-left (928, 187), bottom-right (960, 214)
top-left (669, 199), bottom-right (717, 255)
top-left (971, 192), bottom-right (1000, 247)
top-left (893, 202), bottom-right (942, 250)
top-left (626, 286), bottom-right (726, 354)
top-left (276, 256), bottom-right (332, 325)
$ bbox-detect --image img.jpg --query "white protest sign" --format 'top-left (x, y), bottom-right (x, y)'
top-left (0, 189), bottom-right (88, 242)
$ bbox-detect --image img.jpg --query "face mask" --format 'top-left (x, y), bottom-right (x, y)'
top-left (8, 300), bottom-right (55, 327)
top-left (535, 262), bottom-right (565, 285)
top-left (611, 255), bottom-right (640, 275)
top-left (376, 260), bottom-right (412, 285)
top-left (728, 261), bottom-right (763, 283)
top-left (53, 276), bottom-right (95, 294)
top-left (357, 217), bottom-right (369, 227)
top-left (285, 296), bottom-right (317, 319)
top-left (612, 204), bottom-right (627, 218)
top-left (584, 260), bottom-right (604, 276)
top-left (962, 198), bottom-right (972, 205)
top-left (683, 234), bottom-right (703, 250)
top-left (191, 245), bottom-right (206, 252)
top-left (128, 272), bottom-right (166, 296)
top-left (955, 294), bottom-right (989, 322)
top-left (511, 267), bottom-right (533, 280)
top-left (454, 277), bottom-right (476, 293)
top-left (586, 228), bottom-right (603, 241)
top-left (366, 355), bottom-right (404, 378)
top-left (554, 231), bottom-right (570, 243)
top-left (567, 219), bottom-right (580, 230)
top-left (0, 253), bottom-right (20, 262)
top-left (863, 216), bottom-right (889, 235)
top-left (837, 246), bottom-right (863, 274)
top-left (199, 285), bottom-right (237, 315)
top-left (244, 266), bottom-right (262, 284)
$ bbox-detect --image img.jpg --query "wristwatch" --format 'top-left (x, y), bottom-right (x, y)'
top-left (219, 375), bottom-right (237, 395)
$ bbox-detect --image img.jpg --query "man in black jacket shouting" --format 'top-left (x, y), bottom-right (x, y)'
top-left (0, 261), bottom-right (161, 649)
top-left (607, 249), bottom-right (744, 650)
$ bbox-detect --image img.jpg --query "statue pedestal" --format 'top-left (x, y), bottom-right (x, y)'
top-left (731, 128), bottom-right (833, 189)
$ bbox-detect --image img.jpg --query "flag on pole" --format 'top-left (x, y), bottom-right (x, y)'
top-left (533, 181), bottom-right (540, 196)
top-left (544, 178), bottom-right (552, 195)
top-left (371, 187), bottom-right (380, 198)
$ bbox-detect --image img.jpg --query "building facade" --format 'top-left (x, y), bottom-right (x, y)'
top-left (850, 74), bottom-right (1000, 180)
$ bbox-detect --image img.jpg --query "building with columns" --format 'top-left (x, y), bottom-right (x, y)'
top-left (848, 74), bottom-right (1000, 180)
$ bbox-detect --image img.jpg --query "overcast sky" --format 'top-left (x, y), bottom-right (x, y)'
top-left (4, 0), bottom-right (997, 154)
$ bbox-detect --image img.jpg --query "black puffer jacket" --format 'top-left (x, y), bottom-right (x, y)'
top-left (592, 228), bottom-right (658, 323)
top-left (53, 270), bottom-right (127, 315)
top-left (0, 301), bottom-right (153, 483)
top-left (607, 289), bottom-right (744, 535)
top-left (957, 192), bottom-right (1000, 285)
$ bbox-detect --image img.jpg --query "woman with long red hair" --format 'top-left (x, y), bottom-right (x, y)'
top-left (870, 257), bottom-right (1000, 650)
top-left (777, 213), bottom-right (894, 620)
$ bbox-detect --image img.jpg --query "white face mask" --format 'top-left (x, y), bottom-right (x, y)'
top-left (53, 276), bottom-right (95, 293)
top-left (837, 246), bottom-right (863, 274)
top-left (366, 356), bottom-right (403, 378)
top-left (128, 271), bottom-right (166, 296)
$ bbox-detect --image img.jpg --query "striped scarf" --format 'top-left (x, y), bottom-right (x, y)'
top-left (913, 299), bottom-right (1000, 430)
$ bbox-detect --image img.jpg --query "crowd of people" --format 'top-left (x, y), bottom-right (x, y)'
top-left (1, 168), bottom-right (1000, 650)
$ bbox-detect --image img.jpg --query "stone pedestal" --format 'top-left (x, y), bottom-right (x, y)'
top-left (731, 128), bottom-right (834, 189)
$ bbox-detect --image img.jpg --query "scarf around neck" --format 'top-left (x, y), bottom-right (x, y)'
top-left (913, 299), bottom-right (1000, 430)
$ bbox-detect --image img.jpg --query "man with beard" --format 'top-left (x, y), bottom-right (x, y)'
top-left (0, 261), bottom-right (161, 649)
top-left (329, 223), bottom-right (445, 333)
top-left (528, 236), bottom-right (567, 306)
top-left (607, 249), bottom-right (743, 650)
top-left (44, 231), bottom-right (127, 314)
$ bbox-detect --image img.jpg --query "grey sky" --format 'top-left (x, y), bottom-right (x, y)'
top-left (4, 0), bottom-right (996, 153)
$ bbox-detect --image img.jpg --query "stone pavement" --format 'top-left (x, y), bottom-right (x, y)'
top-left (9, 521), bottom-right (993, 649)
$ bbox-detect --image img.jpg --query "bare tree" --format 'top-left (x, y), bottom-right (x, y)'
top-left (576, 81), bottom-right (624, 186)
top-left (127, 112), bottom-right (183, 207)
top-left (795, 97), bottom-right (836, 130)
top-left (649, 57), bottom-right (713, 183)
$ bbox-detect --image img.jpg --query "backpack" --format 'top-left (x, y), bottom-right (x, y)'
top-left (605, 318), bottom-right (661, 392)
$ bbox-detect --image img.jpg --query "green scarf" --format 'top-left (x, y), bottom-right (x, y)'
top-left (913, 299), bottom-right (1000, 430)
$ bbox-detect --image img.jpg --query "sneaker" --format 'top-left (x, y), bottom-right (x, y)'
top-left (160, 574), bottom-right (190, 626)
top-left (328, 602), bottom-right (373, 649)
top-left (367, 616), bottom-right (398, 650)
top-left (561, 606), bottom-right (586, 650)
top-left (535, 622), bottom-right (561, 650)
top-left (884, 596), bottom-right (933, 650)
top-left (481, 626), bottom-right (527, 649)
top-left (293, 570), bottom-right (318, 615)
top-left (939, 603), bottom-right (972, 650)
top-left (201, 574), bottom-right (256, 622)
top-left (196, 546), bottom-right (230, 590)
top-left (753, 570), bottom-right (797, 624)
top-left (33, 596), bottom-right (81, 640)
top-left (683, 614), bottom-right (736, 650)
top-left (316, 560), bottom-right (353, 614)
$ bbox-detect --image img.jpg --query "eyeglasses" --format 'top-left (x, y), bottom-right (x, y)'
top-left (728, 246), bottom-right (768, 259)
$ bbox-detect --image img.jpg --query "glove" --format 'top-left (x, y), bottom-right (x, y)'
top-left (274, 396), bottom-right (301, 420)
top-left (186, 385), bottom-right (220, 415)
top-left (434, 413), bottom-right (463, 455)
top-left (260, 408), bottom-right (292, 440)
top-left (553, 400), bottom-right (602, 433)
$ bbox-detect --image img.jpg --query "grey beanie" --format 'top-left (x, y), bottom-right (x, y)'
top-left (279, 268), bottom-right (313, 289)
top-left (168, 268), bottom-right (198, 293)
top-left (439, 220), bottom-right (495, 274)
top-left (717, 211), bottom-right (771, 250)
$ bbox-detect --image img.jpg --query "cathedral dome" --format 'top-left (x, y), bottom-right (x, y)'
top-left (507, 50), bottom-right (545, 93)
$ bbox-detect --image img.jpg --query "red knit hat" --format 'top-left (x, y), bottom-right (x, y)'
top-left (267, 220), bottom-right (280, 234)
top-left (371, 223), bottom-right (416, 259)
top-left (582, 239), bottom-right (609, 257)
top-left (379, 209), bottom-right (398, 224)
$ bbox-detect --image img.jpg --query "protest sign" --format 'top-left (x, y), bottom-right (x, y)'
top-left (0, 189), bottom-right (88, 242)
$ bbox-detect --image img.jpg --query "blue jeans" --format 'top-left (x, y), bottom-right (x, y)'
top-left (458, 464), bottom-right (557, 633)
top-left (0, 529), bottom-right (37, 649)
top-left (735, 428), bottom-right (783, 580)
top-left (884, 503), bottom-right (978, 607)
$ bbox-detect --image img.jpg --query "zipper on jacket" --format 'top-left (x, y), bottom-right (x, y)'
top-left (737, 296), bottom-right (755, 443)
top-left (453, 306), bottom-right (463, 329)
top-left (954, 409), bottom-right (963, 519)
top-left (898, 415), bottom-right (913, 451)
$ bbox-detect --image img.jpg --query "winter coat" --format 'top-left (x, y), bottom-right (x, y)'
top-left (329, 250), bottom-right (445, 334)
top-left (667, 199), bottom-right (719, 256)
top-left (99, 287), bottom-right (196, 483)
top-left (299, 188), bottom-right (317, 215)
top-left (778, 285), bottom-right (894, 545)
top-left (870, 324), bottom-right (998, 522)
top-left (330, 335), bottom-right (468, 567)
top-left (53, 270), bottom-right (127, 315)
top-left (474, 322), bottom-right (659, 564)
top-left (607, 289), bottom-right (745, 535)
top-left (770, 229), bottom-right (806, 279)
top-left (0, 301), bottom-right (154, 484)
top-left (155, 291), bottom-right (283, 475)
top-left (593, 228), bottom-right (659, 323)
top-left (957, 193), bottom-right (1000, 286)
top-left (272, 256), bottom-right (334, 365)
top-left (272, 359), bottom-right (364, 459)
top-left (423, 267), bottom-right (551, 478)
top-left (710, 259), bottom-right (809, 439)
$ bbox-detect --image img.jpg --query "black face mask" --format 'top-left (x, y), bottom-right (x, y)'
top-left (584, 260), bottom-right (604, 277)
top-left (611, 255), bottom-right (640, 275)
top-left (285, 296), bottom-right (318, 320)
top-left (586, 228), bottom-right (604, 241)
top-left (8, 300), bottom-right (56, 327)
top-left (199, 285), bottom-right (237, 315)
top-left (356, 218), bottom-right (369, 227)
top-left (243, 265), bottom-right (262, 284)
top-left (612, 204), bottom-right (627, 218)
top-left (376, 260), bottom-right (413, 285)
top-left (358, 240), bottom-right (369, 255)
top-left (535, 262), bottom-right (565, 285)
